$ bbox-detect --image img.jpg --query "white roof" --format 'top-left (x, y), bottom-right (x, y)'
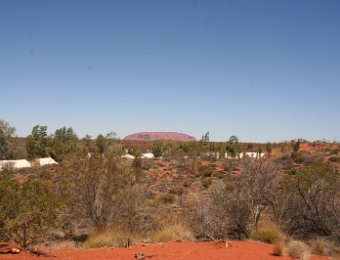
top-left (0, 157), bottom-right (58, 171)
top-left (141, 153), bottom-right (155, 159)
top-left (0, 159), bottom-right (31, 171)
top-left (35, 157), bottom-right (58, 166)
top-left (121, 154), bottom-right (135, 159)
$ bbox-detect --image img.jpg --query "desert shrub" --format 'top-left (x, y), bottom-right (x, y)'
top-left (152, 141), bottom-right (164, 158)
top-left (283, 163), bottom-right (340, 241)
top-left (0, 171), bottom-right (18, 239)
top-left (194, 160), bottom-right (282, 240)
top-left (182, 179), bottom-right (192, 188)
top-left (176, 158), bottom-right (191, 174)
top-left (132, 156), bottom-right (143, 172)
top-left (194, 181), bottom-right (251, 240)
top-left (201, 178), bottom-right (212, 188)
top-left (287, 240), bottom-right (311, 260)
top-left (169, 185), bottom-right (184, 195)
top-left (250, 225), bottom-right (285, 244)
top-left (85, 228), bottom-right (141, 248)
top-left (294, 153), bottom-right (305, 164)
top-left (194, 182), bottom-right (230, 240)
top-left (198, 164), bottom-right (214, 177)
top-left (191, 157), bottom-right (198, 175)
top-left (0, 175), bottom-right (61, 248)
top-left (238, 160), bottom-right (281, 231)
top-left (222, 160), bottom-right (234, 172)
top-left (159, 193), bottom-right (176, 204)
top-left (152, 223), bottom-right (194, 242)
top-left (272, 240), bottom-right (284, 256)
top-left (311, 239), bottom-right (329, 256)
top-left (281, 154), bottom-right (290, 160)
top-left (310, 239), bottom-right (340, 257)
top-left (67, 156), bottom-right (145, 231)
top-left (214, 171), bottom-right (225, 179)
top-left (142, 160), bottom-right (153, 170)
top-left (328, 156), bottom-right (340, 163)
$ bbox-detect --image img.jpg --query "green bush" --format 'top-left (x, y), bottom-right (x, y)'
top-left (0, 174), bottom-right (61, 248)
top-left (152, 141), bottom-right (164, 158)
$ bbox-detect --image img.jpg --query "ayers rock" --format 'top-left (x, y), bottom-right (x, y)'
top-left (124, 132), bottom-right (197, 142)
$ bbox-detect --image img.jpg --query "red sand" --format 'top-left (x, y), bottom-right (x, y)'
top-left (0, 241), bottom-right (328, 260)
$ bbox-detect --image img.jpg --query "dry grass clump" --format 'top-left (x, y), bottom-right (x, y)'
top-left (152, 223), bottom-right (194, 243)
top-left (169, 185), bottom-right (184, 195)
top-left (201, 178), bottom-right (212, 188)
top-left (311, 239), bottom-right (330, 256)
top-left (272, 240), bottom-right (284, 256)
top-left (159, 193), bottom-right (176, 204)
top-left (287, 240), bottom-right (311, 260)
top-left (311, 239), bottom-right (340, 258)
top-left (84, 228), bottom-right (141, 248)
top-left (250, 225), bottom-right (285, 244)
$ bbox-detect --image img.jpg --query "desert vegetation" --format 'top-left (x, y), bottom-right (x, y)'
top-left (0, 119), bottom-right (340, 258)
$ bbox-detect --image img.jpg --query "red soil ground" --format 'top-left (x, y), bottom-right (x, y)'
top-left (0, 241), bottom-right (328, 260)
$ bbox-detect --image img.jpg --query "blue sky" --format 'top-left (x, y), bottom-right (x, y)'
top-left (1, 0), bottom-right (339, 142)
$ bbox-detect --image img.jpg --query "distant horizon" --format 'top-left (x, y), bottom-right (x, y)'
top-left (7, 125), bottom-right (338, 144)
top-left (1, 0), bottom-right (339, 143)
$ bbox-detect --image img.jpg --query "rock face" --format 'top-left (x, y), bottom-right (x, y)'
top-left (124, 132), bottom-right (197, 142)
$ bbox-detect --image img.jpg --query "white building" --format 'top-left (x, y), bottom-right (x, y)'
top-left (121, 154), bottom-right (135, 160)
top-left (35, 157), bottom-right (58, 166)
top-left (225, 152), bottom-right (265, 159)
top-left (0, 159), bottom-right (31, 171)
top-left (0, 157), bottom-right (58, 172)
top-left (141, 153), bottom-right (155, 159)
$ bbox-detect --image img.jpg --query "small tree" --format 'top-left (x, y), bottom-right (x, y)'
top-left (49, 126), bottom-right (78, 162)
top-left (195, 159), bottom-right (281, 240)
top-left (226, 135), bottom-right (239, 158)
top-left (200, 131), bottom-right (210, 144)
top-left (96, 134), bottom-right (108, 154)
top-left (0, 120), bottom-right (16, 160)
top-left (239, 159), bottom-right (280, 230)
top-left (0, 171), bottom-right (18, 239)
top-left (26, 125), bottom-right (48, 159)
top-left (54, 126), bottom-right (77, 142)
top-left (0, 175), bottom-right (60, 248)
top-left (70, 156), bottom-right (143, 231)
top-left (266, 142), bottom-right (272, 158)
top-left (283, 163), bottom-right (340, 241)
top-left (291, 139), bottom-right (301, 158)
top-left (152, 141), bottom-right (164, 158)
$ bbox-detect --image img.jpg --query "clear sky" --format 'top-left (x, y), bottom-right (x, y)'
top-left (1, 0), bottom-right (339, 142)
